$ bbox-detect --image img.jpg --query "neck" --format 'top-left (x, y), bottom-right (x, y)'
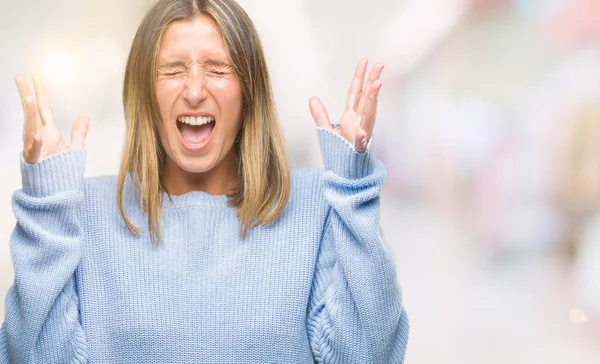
top-left (163, 153), bottom-right (238, 196)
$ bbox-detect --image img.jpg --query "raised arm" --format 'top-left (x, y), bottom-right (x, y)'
top-left (307, 60), bottom-right (409, 363)
top-left (1, 76), bottom-right (90, 364)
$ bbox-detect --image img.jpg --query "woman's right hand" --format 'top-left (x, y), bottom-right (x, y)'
top-left (15, 75), bottom-right (89, 164)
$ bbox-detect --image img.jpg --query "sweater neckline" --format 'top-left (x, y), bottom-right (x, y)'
top-left (123, 174), bottom-right (231, 210)
top-left (161, 190), bottom-right (230, 209)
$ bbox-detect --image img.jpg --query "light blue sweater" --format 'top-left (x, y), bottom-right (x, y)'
top-left (0, 127), bottom-right (408, 363)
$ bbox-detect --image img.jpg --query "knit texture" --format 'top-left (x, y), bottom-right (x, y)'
top-left (2, 127), bottom-right (409, 364)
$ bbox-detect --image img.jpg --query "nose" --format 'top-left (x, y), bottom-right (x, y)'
top-left (183, 71), bottom-right (208, 106)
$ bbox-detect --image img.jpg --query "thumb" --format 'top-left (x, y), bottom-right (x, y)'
top-left (71, 116), bottom-right (89, 150)
top-left (353, 127), bottom-right (368, 153)
top-left (309, 96), bottom-right (332, 131)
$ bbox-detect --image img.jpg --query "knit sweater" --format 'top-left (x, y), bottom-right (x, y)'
top-left (0, 127), bottom-right (409, 364)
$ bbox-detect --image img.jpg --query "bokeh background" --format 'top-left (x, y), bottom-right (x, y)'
top-left (1, 0), bottom-right (600, 362)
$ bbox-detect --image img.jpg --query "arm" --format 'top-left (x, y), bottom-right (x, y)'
top-left (1, 75), bottom-right (90, 363)
top-left (306, 60), bottom-right (409, 363)
top-left (1, 324), bottom-right (7, 363)
top-left (307, 128), bottom-right (409, 363)
top-left (2, 151), bottom-right (89, 364)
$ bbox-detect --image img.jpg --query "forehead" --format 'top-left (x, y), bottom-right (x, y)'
top-left (159, 15), bottom-right (229, 61)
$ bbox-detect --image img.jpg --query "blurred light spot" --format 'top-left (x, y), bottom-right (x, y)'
top-left (375, 0), bottom-right (466, 75)
top-left (43, 49), bottom-right (75, 83)
top-left (79, 36), bottom-right (123, 86)
top-left (569, 307), bottom-right (588, 324)
top-left (513, 0), bottom-right (566, 21)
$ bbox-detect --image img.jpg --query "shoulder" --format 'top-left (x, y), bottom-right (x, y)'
top-left (287, 167), bottom-right (328, 213)
top-left (291, 167), bottom-right (322, 194)
top-left (80, 174), bottom-right (142, 228)
top-left (81, 175), bottom-right (123, 213)
top-left (83, 175), bottom-right (118, 198)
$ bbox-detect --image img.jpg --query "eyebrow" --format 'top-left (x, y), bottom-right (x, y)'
top-left (158, 60), bottom-right (187, 69)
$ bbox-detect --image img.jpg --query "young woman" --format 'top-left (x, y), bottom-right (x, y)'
top-left (1, 0), bottom-right (409, 362)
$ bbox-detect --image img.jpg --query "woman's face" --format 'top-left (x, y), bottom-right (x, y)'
top-left (155, 15), bottom-right (243, 193)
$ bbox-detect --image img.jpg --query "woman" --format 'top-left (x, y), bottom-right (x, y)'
top-left (1, 0), bottom-right (409, 363)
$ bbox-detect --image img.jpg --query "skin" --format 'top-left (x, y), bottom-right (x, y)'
top-left (15, 74), bottom-right (89, 164)
top-left (309, 58), bottom-right (385, 153)
top-left (155, 15), bottom-right (244, 196)
top-left (14, 21), bottom-right (385, 196)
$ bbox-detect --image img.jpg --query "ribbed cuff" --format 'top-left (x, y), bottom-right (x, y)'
top-left (317, 127), bottom-right (375, 179)
top-left (20, 149), bottom-right (86, 197)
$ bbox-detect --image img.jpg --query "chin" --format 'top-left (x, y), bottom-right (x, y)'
top-left (176, 157), bottom-right (217, 174)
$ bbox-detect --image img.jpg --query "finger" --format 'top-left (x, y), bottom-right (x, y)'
top-left (360, 80), bottom-right (383, 144)
top-left (309, 97), bottom-right (333, 130)
top-left (24, 133), bottom-right (43, 164)
top-left (22, 96), bottom-right (38, 146)
top-left (354, 127), bottom-right (368, 153)
top-left (15, 76), bottom-right (33, 116)
top-left (345, 58), bottom-right (368, 111)
top-left (360, 80), bottom-right (383, 140)
top-left (71, 116), bottom-right (90, 150)
top-left (33, 75), bottom-right (54, 126)
top-left (357, 63), bottom-right (384, 114)
top-left (15, 76), bottom-right (42, 129)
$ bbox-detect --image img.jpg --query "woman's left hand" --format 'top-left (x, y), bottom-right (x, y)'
top-left (309, 59), bottom-right (384, 153)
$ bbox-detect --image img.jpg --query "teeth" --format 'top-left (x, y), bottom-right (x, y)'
top-left (178, 116), bottom-right (214, 126)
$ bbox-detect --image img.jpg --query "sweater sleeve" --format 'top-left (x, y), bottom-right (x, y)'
top-left (1, 150), bottom-right (89, 364)
top-left (307, 127), bottom-right (409, 364)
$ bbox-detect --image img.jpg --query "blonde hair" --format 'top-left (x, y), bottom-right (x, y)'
top-left (117, 0), bottom-right (290, 242)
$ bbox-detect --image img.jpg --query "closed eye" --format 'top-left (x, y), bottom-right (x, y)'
top-left (157, 65), bottom-right (186, 77)
top-left (206, 63), bottom-right (234, 77)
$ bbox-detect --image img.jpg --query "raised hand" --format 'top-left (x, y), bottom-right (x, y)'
top-left (309, 59), bottom-right (384, 153)
top-left (15, 75), bottom-right (89, 164)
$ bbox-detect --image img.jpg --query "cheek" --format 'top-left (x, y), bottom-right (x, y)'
top-left (156, 80), bottom-right (181, 119)
top-left (212, 80), bottom-right (243, 126)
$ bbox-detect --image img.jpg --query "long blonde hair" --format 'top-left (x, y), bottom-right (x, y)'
top-left (117, 0), bottom-right (290, 242)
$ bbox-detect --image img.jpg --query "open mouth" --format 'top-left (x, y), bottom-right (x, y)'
top-left (177, 115), bottom-right (215, 151)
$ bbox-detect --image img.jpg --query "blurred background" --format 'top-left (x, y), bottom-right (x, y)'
top-left (1, 0), bottom-right (600, 362)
